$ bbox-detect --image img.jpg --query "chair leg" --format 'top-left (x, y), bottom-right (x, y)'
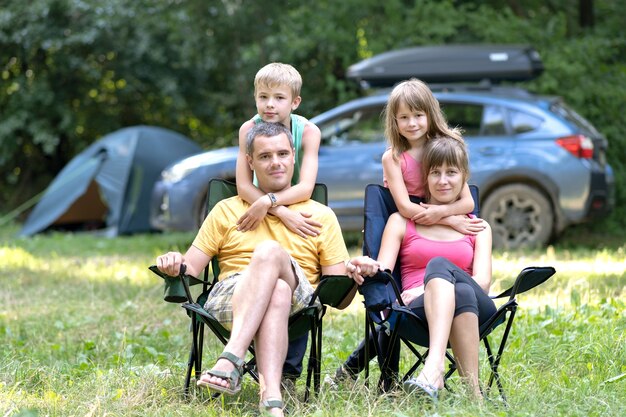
top-left (304, 319), bottom-right (317, 402)
top-left (364, 315), bottom-right (371, 385)
top-left (314, 319), bottom-right (323, 396)
top-left (184, 335), bottom-right (196, 397)
top-left (364, 315), bottom-right (384, 387)
top-left (483, 308), bottom-right (516, 405)
top-left (184, 312), bottom-right (200, 396)
top-left (198, 320), bottom-right (205, 380)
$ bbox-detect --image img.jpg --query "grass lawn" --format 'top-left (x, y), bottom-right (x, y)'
top-left (1, 223), bottom-right (625, 416)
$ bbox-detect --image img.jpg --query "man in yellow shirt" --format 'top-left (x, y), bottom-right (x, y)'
top-left (156, 122), bottom-right (378, 416)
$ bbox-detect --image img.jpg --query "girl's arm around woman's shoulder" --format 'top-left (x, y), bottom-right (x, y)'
top-left (382, 149), bottom-right (424, 219)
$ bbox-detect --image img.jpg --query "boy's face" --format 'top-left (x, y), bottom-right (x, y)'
top-left (246, 132), bottom-right (295, 193)
top-left (255, 84), bottom-right (301, 126)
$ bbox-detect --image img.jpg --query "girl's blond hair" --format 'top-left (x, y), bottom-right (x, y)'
top-left (254, 63), bottom-right (302, 99)
top-left (383, 78), bottom-right (463, 158)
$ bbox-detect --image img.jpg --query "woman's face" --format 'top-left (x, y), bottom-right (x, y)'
top-left (427, 162), bottom-right (464, 205)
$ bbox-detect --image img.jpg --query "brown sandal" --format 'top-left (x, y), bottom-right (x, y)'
top-left (259, 397), bottom-right (284, 415)
top-left (196, 351), bottom-right (244, 395)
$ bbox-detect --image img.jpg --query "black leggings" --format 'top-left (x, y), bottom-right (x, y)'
top-left (408, 256), bottom-right (496, 324)
top-left (343, 257), bottom-right (495, 379)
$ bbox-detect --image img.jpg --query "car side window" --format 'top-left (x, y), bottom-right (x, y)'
top-left (509, 109), bottom-right (543, 134)
top-left (319, 106), bottom-right (384, 146)
top-left (481, 105), bottom-right (507, 135)
top-left (441, 102), bottom-right (483, 136)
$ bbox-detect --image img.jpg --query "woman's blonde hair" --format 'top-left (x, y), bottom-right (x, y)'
top-left (383, 78), bottom-right (463, 158)
top-left (254, 63), bottom-right (302, 99)
top-left (421, 135), bottom-right (470, 201)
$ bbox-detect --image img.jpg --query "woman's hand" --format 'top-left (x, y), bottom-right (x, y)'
top-left (236, 195), bottom-right (271, 232)
top-left (400, 286), bottom-right (424, 306)
top-left (273, 207), bottom-right (322, 238)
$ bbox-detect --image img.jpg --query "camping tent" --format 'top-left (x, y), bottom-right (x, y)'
top-left (20, 125), bottom-right (202, 237)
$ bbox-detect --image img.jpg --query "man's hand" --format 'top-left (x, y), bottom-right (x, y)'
top-left (156, 251), bottom-right (185, 276)
top-left (236, 195), bottom-right (271, 232)
top-left (345, 256), bottom-right (380, 285)
top-left (273, 208), bottom-right (322, 238)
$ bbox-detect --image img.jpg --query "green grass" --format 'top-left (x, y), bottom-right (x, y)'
top-left (1, 223), bottom-right (625, 416)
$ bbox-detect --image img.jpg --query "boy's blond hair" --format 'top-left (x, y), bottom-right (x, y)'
top-left (254, 63), bottom-right (302, 99)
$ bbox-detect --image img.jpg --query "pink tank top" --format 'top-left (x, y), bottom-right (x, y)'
top-left (399, 219), bottom-right (476, 291)
top-left (383, 151), bottom-right (424, 197)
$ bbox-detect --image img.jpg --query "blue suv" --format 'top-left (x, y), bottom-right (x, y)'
top-left (150, 85), bottom-right (614, 249)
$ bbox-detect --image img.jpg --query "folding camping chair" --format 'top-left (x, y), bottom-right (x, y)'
top-left (360, 183), bottom-right (555, 402)
top-left (150, 178), bottom-right (356, 401)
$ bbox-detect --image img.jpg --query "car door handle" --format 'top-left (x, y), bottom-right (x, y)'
top-left (477, 146), bottom-right (502, 156)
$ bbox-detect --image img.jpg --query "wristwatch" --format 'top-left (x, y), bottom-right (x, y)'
top-left (267, 193), bottom-right (278, 208)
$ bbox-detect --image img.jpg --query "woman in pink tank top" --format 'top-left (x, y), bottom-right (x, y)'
top-left (336, 136), bottom-right (495, 401)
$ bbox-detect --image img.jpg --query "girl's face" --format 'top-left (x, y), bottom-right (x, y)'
top-left (427, 162), bottom-right (464, 205)
top-left (395, 102), bottom-right (429, 144)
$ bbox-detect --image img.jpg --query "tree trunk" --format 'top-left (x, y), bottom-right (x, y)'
top-left (579, 0), bottom-right (594, 28)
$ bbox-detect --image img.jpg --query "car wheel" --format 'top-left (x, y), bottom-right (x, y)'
top-left (481, 184), bottom-right (553, 250)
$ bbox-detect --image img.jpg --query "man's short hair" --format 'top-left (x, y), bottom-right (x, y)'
top-left (246, 122), bottom-right (294, 156)
top-left (254, 63), bottom-right (302, 99)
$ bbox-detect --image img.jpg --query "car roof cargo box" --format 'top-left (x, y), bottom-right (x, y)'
top-left (346, 44), bottom-right (544, 89)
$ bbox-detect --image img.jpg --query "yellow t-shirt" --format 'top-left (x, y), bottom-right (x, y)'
top-left (192, 196), bottom-right (349, 285)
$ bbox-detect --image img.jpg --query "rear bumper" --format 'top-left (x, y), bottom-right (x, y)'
top-left (583, 163), bottom-right (614, 220)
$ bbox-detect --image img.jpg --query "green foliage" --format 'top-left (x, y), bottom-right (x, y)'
top-left (1, 0), bottom-right (625, 236)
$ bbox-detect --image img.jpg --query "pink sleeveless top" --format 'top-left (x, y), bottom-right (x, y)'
top-left (383, 151), bottom-right (424, 197)
top-left (399, 218), bottom-right (476, 291)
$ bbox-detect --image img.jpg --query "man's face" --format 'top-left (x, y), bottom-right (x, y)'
top-left (246, 133), bottom-right (295, 193)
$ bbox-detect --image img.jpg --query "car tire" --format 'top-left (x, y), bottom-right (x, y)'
top-left (481, 184), bottom-right (553, 250)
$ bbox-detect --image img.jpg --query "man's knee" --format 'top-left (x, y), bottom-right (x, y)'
top-left (268, 279), bottom-right (293, 311)
top-left (252, 240), bottom-right (288, 263)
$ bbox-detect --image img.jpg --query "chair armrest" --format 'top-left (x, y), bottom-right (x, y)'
top-left (492, 266), bottom-right (556, 300)
top-left (315, 275), bottom-right (357, 310)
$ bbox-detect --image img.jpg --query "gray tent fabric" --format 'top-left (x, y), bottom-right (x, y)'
top-left (20, 125), bottom-right (202, 236)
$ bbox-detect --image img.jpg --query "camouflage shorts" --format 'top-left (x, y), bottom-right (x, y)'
top-left (203, 256), bottom-right (319, 331)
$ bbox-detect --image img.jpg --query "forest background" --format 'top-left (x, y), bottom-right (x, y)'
top-left (1, 0), bottom-right (624, 238)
